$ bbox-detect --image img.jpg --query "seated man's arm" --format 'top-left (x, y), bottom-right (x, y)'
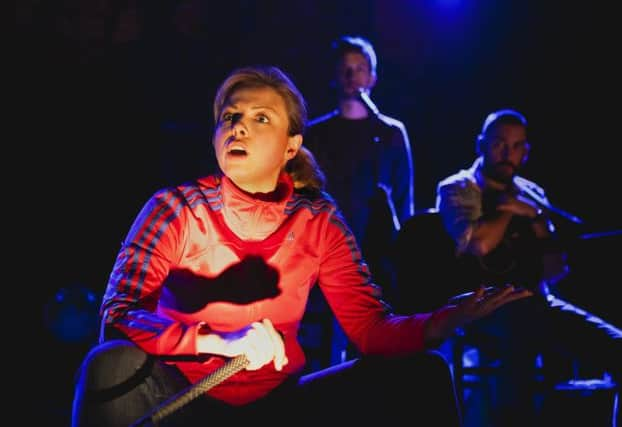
top-left (436, 178), bottom-right (511, 256)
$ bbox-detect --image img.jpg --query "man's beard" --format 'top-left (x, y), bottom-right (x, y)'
top-left (485, 162), bottom-right (517, 184)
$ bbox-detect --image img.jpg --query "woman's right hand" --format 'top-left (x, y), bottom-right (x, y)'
top-left (453, 284), bottom-right (532, 324)
top-left (217, 318), bottom-right (288, 371)
top-left (426, 285), bottom-right (533, 345)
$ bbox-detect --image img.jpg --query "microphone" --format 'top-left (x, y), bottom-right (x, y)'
top-left (357, 88), bottom-right (379, 116)
top-left (517, 184), bottom-right (583, 225)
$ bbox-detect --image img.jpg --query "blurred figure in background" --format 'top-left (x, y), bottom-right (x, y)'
top-left (304, 35), bottom-right (415, 364)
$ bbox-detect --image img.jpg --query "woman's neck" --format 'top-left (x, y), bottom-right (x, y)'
top-left (228, 174), bottom-right (289, 202)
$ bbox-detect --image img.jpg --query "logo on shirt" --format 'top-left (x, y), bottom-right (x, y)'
top-left (286, 231), bottom-right (295, 241)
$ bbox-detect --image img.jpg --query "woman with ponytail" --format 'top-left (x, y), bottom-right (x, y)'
top-left (71, 65), bottom-right (530, 427)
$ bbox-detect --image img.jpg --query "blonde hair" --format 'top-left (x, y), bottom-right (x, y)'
top-left (213, 65), bottom-right (325, 193)
top-left (285, 146), bottom-right (326, 193)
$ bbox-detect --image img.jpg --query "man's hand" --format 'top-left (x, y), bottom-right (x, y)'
top-left (496, 194), bottom-right (540, 219)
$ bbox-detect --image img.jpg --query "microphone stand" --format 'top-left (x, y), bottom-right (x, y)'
top-left (358, 88), bottom-right (380, 116)
top-left (518, 184), bottom-right (584, 225)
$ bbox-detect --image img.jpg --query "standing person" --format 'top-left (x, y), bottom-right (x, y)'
top-left (435, 108), bottom-right (622, 426)
top-left (304, 35), bottom-right (415, 364)
top-left (71, 66), bottom-right (530, 427)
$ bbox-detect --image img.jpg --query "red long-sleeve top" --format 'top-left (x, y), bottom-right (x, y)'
top-left (101, 172), bottom-right (449, 405)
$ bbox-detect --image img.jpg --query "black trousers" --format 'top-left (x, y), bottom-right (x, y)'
top-left (72, 340), bottom-right (462, 427)
top-left (464, 294), bottom-right (622, 427)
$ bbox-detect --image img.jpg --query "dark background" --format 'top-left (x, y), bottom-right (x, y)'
top-left (17, 0), bottom-right (619, 422)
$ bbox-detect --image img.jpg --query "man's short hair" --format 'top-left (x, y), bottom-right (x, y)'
top-left (481, 108), bottom-right (527, 135)
top-left (332, 35), bottom-right (377, 75)
top-left (476, 108), bottom-right (528, 154)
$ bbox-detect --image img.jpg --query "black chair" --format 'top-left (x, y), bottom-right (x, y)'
top-left (391, 208), bottom-right (464, 313)
top-left (391, 208), bottom-right (489, 410)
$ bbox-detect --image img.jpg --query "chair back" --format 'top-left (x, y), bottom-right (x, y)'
top-left (391, 209), bottom-right (467, 313)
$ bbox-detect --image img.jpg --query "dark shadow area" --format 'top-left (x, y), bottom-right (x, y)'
top-left (391, 209), bottom-right (459, 313)
top-left (160, 256), bottom-right (281, 313)
top-left (555, 229), bottom-right (622, 328)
